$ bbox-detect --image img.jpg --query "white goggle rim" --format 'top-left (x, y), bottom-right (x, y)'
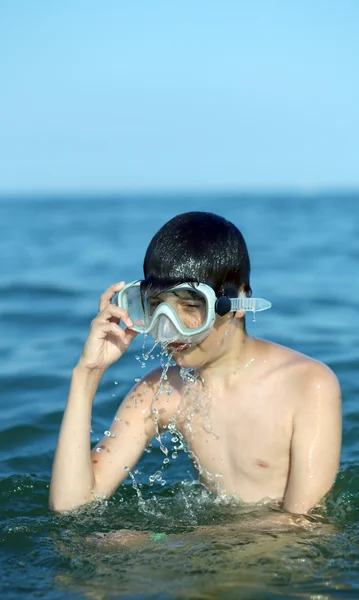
top-left (116, 280), bottom-right (272, 336)
top-left (117, 281), bottom-right (216, 336)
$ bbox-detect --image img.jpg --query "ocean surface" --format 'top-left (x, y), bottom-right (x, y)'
top-left (1, 193), bottom-right (359, 600)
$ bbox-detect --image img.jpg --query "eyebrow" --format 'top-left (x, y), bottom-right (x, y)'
top-left (154, 290), bottom-right (204, 301)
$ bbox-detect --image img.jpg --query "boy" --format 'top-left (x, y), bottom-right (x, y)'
top-left (49, 212), bottom-right (342, 515)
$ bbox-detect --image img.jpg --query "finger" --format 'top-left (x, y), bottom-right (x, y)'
top-left (98, 322), bottom-right (130, 346)
top-left (98, 282), bottom-right (126, 313)
top-left (94, 304), bottom-right (133, 329)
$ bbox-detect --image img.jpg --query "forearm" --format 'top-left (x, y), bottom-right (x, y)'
top-left (49, 364), bottom-right (103, 512)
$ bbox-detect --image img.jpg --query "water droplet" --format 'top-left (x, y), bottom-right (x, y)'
top-left (96, 447), bottom-right (102, 453)
top-left (161, 480), bottom-right (166, 486)
top-left (149, 475), bottom-right (155, 482)
top-left (114, 381), bottom-right (119, 385)
top-left (171, 436), bottom-right (178, 443)
top-left (135, 378), bottom-right (140, 383)
top-left (150, 355), bottom-right (155, 360)
top-left (135, 355), bottom-right (140, 360)
top-left (104, 430), bottom-right (111, 437)
top-left (163, 458), bottom-right (169, 464)
top-left (215, 472), bottom-right (223, 478)
top-left (110, 433), bottom-right (116, 438)
top-left (124, 466), bottom-right (129, 471)
top-left (172, 452), bottom-right (178, 459)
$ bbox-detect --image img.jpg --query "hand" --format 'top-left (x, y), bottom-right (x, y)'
top-left (78, 282), bottom-right (138, 372)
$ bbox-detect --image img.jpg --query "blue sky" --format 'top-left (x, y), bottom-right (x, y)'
top-left (1, 1), bottom-right (358, 193)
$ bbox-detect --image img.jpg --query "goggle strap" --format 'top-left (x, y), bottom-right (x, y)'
top-left (230, 298), bottom-right (272, 312)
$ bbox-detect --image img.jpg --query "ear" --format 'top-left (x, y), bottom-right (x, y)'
top-left (233, 287), bottom-right (246, 319)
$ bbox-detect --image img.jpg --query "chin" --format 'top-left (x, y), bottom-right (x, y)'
top-left (171, 346), bottom-right (208, 369)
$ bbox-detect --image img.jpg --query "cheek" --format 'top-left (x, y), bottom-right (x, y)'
top-left (191, 331), bottom-right (225, 358)
top-left (204, 318), bottom-right (232, 345)
top-left (172, 319), bottom-right (233, 365)
top-left (200, 318), bottom-right (236, 353)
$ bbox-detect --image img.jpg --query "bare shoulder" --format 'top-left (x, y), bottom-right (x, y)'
top-left (259, 338), bottom-right (341, 408)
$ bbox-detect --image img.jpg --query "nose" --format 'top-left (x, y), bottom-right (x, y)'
top-left (156, 315), bottom-right (177, 340)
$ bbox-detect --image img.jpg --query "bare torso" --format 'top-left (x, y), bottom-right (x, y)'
top-left (50, 283), bottom-right (341, 516)
top-left (154, 339), bottom-right (312, 504)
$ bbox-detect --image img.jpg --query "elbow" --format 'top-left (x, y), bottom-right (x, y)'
top-left (282, 497), bottom-right (313, 515)
top-left (48, 493), bottom-right (95, 514)
top-left (283, 483), bottom-right (335, 516)
top-left (49, 497), bottom-right (71, 514)
top-left (283, 503), bottom-right (308, 516)
top-left (49, 498), bottom-right (81, 514)
top-left (49, 502), bottom-right (72, 515)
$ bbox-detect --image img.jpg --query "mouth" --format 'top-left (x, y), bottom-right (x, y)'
top-left (166, 342), bottom-right (192, 353)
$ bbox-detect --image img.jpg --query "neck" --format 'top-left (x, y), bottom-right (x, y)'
top-left (198, 330), bottom-right (258, 389)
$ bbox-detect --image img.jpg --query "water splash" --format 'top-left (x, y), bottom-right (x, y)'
top-left (127, 336), bottom-right (223, 500)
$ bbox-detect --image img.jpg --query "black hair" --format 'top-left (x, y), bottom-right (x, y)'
top-left (143, 212), bottom-right (251, 299)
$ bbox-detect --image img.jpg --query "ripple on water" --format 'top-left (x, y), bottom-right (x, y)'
top-left (2, 468), bottom-right (359, 598)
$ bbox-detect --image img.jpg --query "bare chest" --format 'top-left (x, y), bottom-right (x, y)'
top-left (173, 383), bottom-right (293, 501)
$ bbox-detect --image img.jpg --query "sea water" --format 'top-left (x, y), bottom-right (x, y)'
top-left (1, 193), bottom-right (359, 599)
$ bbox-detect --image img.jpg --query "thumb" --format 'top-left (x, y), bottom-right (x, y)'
top-left (123, 328), bottom-right (139, 345)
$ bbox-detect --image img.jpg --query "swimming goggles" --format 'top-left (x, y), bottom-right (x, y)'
top-left (116, 281), bottom-right (271, 344)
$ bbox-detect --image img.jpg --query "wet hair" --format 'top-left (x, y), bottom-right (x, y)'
top-left (143, 212), bottom-right (251, 299)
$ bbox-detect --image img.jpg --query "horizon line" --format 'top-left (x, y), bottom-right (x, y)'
top-left (1, 187), bottom-right (359, 200)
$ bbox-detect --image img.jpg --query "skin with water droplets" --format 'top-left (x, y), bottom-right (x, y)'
top-left (52, 292), bottom-right (341, 516)
top-left (122, 323), bottom-right (341, 511)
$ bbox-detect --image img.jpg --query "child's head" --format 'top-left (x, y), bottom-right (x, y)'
top-left (143, 212), bottom-right (252, 369)
top-left (144, 212), bottom-right (251, 297)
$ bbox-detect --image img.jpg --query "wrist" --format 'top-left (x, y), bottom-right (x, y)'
top-left (74, 361), bottom-right (105, 382)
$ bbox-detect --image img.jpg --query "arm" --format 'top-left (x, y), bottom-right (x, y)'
top-left (49, 365), bottom-right (101, 512)
top-left (90, 376), bottom-right (157, 499)
top-left (49, 367), bottom-right (156, 512)
top-left (49, 282), bottom-right (140, 513)
top-left (283, 365), bottom-right (342, 514)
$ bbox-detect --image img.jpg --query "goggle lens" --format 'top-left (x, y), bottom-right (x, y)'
top-left (146, 290), bottom-right (207, 330)
top-left (121, 285), bottom-right (208, 333)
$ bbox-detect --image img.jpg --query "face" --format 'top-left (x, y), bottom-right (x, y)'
top-left (166, 311), bottom-right (242, 369)
top-left (149, 289), bottom-right (206, 325)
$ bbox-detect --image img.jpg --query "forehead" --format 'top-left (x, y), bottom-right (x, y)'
top-left (150, 288), bottom-right (205, 300)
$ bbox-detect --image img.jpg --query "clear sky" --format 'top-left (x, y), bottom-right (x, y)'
top-left (1, 0), bottom-right (358, 193)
